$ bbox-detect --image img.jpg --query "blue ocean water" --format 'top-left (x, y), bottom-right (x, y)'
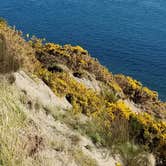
top-left (0, 0), bottom-right (166, 101)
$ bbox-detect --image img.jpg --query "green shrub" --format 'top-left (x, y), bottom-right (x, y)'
top-left (114, 142), bottom-right (151, 166)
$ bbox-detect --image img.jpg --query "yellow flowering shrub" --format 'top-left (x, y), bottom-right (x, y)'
top-left (105, 100), bottom-right (132, 120)
top-left (70, 45), bottom-right (88, 54)
top-left (108, 81), bottom-right (123, 95)
top-left (129, 112), bottom-right (166, 152)
top-left (115, 74), bottom-right (158, 103)
top-left (32, 41), bottom-right (123, 96)
top-left (37, 67), bottom-right (105, 114)
top-left (142, 87), bottom-right (158, 99)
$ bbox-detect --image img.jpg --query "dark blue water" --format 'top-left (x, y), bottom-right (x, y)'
top-left (0, 0), bottom-right (166, 101)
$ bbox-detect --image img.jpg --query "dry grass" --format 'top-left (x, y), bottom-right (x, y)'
top-left (114, 142), bottom-right (151, 166)
top-left (0, 82), bottom-right (27, 165)
top-left (71, 148), bottom-right (98, 166)
top-left (0, 82), bottom-right (45, 166)
top-left (0, 22), bottom-right (39, 74)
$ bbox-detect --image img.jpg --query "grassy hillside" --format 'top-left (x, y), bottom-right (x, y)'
top-left (0, 19), bottom-right (166, 166)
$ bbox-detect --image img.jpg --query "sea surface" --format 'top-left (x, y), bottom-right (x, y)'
top-left (0, 0), bottom-right (166, 101)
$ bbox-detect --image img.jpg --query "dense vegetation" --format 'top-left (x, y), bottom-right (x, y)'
top-left (0, 19), bottom-right (166, 166)
top-left (32, 35), bottom-right (166, 165)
